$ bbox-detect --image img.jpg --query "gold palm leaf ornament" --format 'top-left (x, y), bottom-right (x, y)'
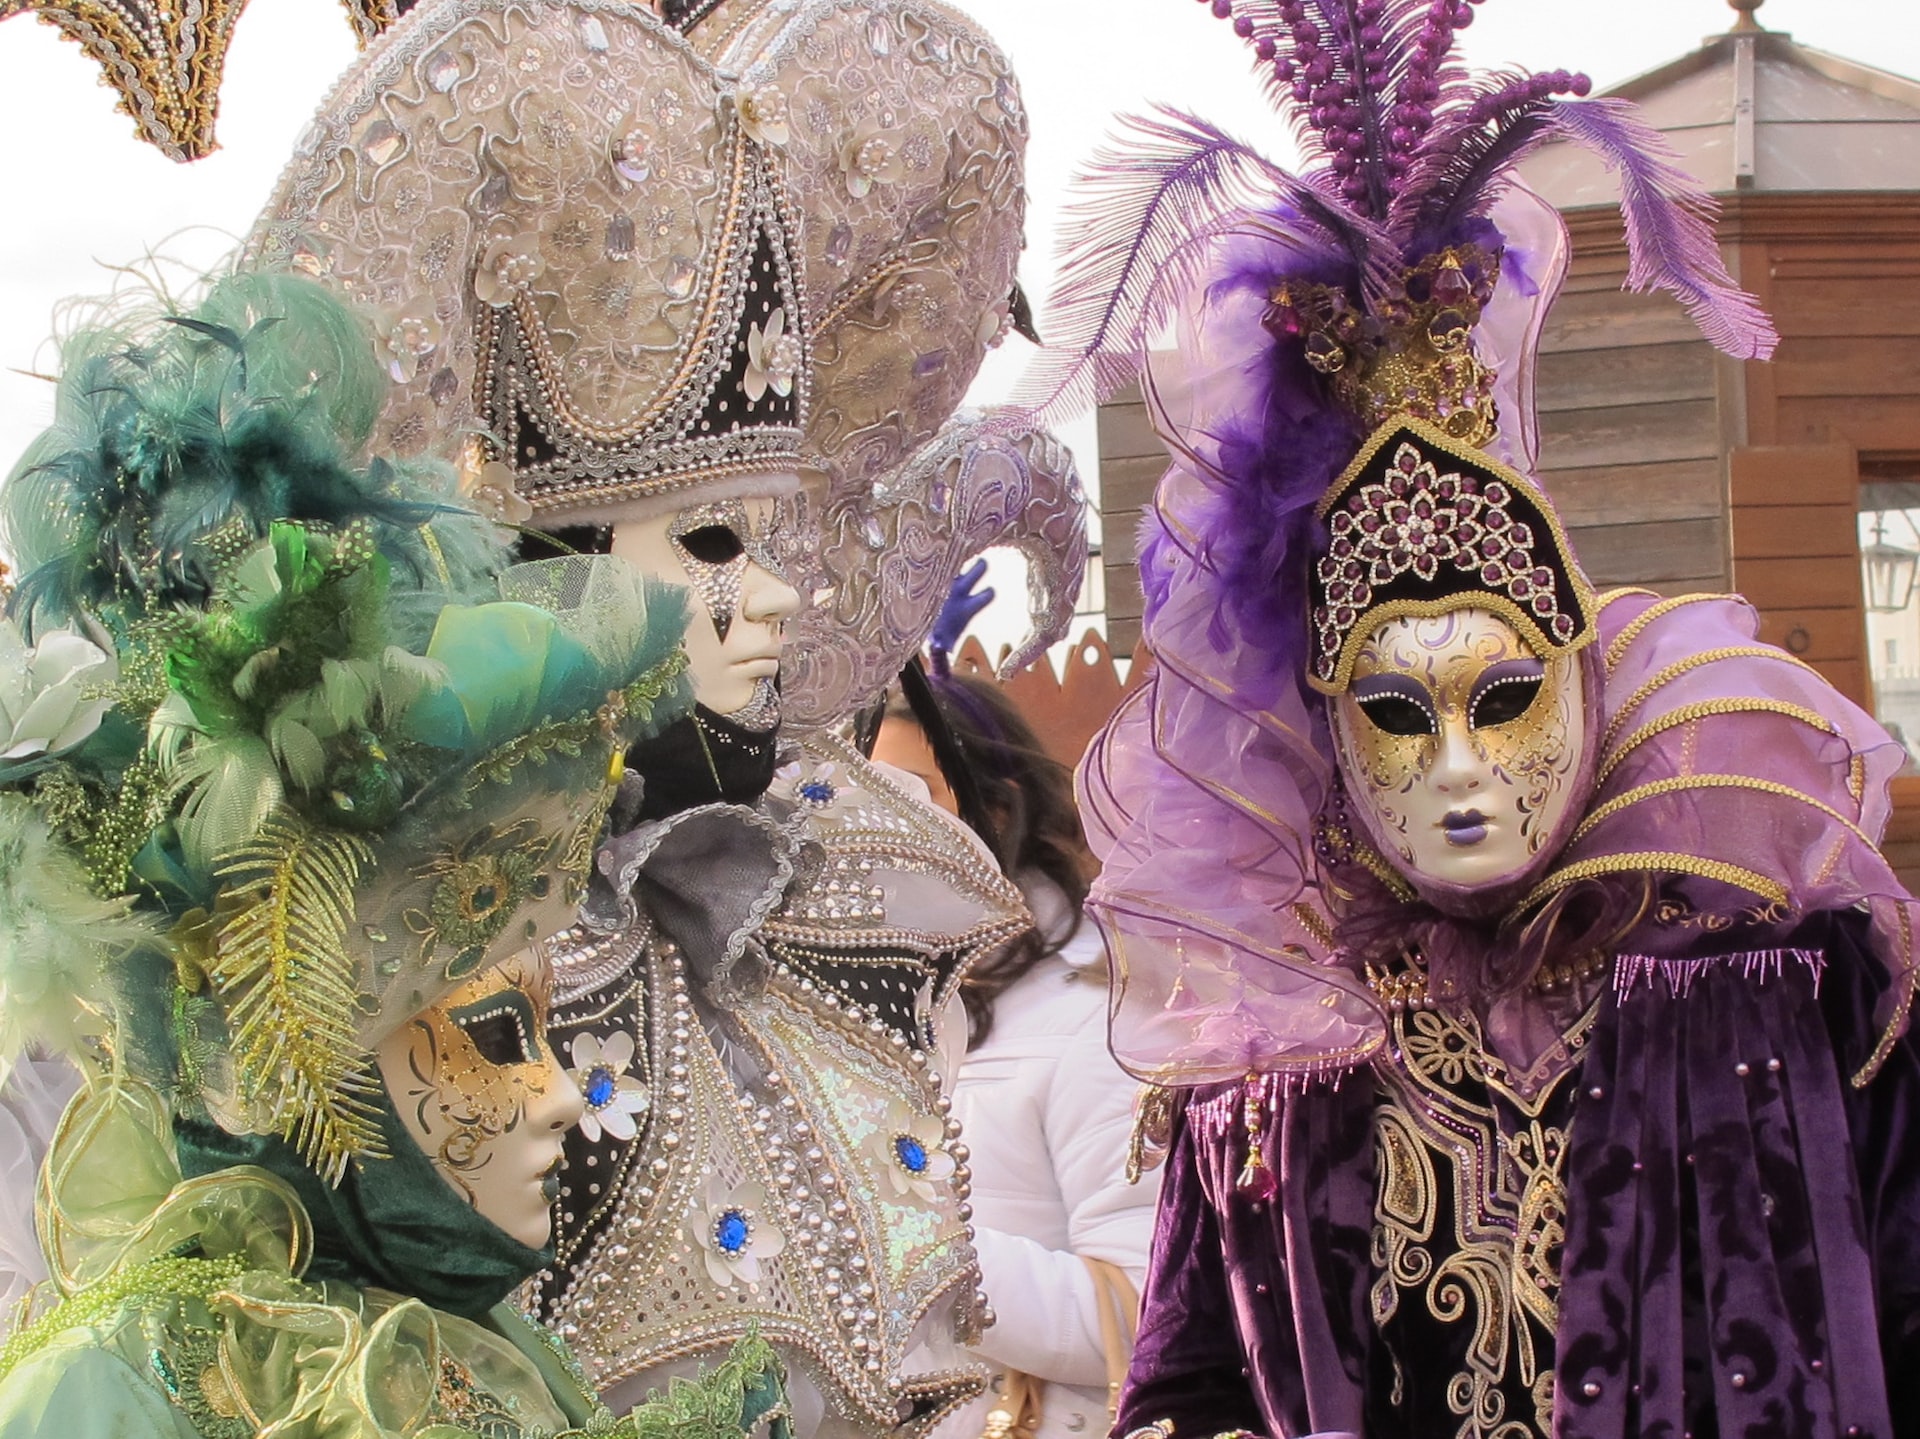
top-left (0, 0), bottom-right (405, 161)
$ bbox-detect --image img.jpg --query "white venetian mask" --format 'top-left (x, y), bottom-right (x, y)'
top-left (1329, 606), bottom-right (1589, 892)
top-left (609, 488), bottom-right (803, 722)
top-left (376, 948), bottom-right (584, 1249)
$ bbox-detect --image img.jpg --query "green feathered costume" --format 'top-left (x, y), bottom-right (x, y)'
top-left (0, 273), bottom-right (788, 1439)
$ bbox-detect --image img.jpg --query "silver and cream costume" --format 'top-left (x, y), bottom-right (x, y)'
top-left (539, 737), bottom-right (1028, 1430)
top-left (245, 0), bottom-right (1087, 1428)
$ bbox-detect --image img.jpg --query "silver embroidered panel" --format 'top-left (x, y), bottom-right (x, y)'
top-left (782, 411), bottom-right (1089, 734)
top-left (246, 0), bottom-right (808, 515)
top-left (539, 737), bottom-right (1028, 1433)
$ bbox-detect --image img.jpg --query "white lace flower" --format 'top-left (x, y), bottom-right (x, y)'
top-left (568, 1030), bottom-right (650, 1143)
top-left (838, 120), bottom-right (906, 199)
top-left (690, 1179), bottom-right (786, 1287)
top-left (744, 307), bottom-right (801, 403)
top-left (384, 313), bottom-right (444, 383)
top-left (734, 86), bottom-right (790, 148)
top-left (473, 232), bottom-right (545, 306)
top-left (870, 1100), bottom-right (955, 1204)
top-left (774, 759), bottom-right (841, 812)
top-left (0, 620), bottom-right (117, 764)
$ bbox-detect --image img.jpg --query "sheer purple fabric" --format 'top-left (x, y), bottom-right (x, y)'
top-left (1083, 573), bottom-right (1920, 1087)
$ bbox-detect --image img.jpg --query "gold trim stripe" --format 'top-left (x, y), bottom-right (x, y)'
top-left (1523, 852), bottom-right (1790, 909)
top-left (1596, 698), bottom-right (1840, 786)
top-left (1857, 902), bottom-right (1916, 1090)
top-left (1568, 773), bottom-right (1876, 853)
top-left (1600, 646), bottom-right (1825, 754)
top-left (1602, 592), bottom-right (1738, 672)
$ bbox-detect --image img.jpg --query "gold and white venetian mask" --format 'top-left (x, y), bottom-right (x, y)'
top-left (1329, 607), bottom-right (1590, 891)
top-left (376, 948), bottom-right (585, 1249)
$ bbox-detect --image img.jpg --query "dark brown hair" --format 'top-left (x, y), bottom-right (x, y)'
top-left (887, 674), bottom-right (1095, 1049)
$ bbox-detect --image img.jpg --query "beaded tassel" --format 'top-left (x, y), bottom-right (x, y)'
top-left (1235, 1073), bottom-right (1278, 1201)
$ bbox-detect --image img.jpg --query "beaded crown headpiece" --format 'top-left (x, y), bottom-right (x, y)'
top-left (248, 0), bottom-right (809, 522)
top-left (1017, 1), bottom-right (1779, 699)
top-left (1307, 415), bottom-right (1596, 692)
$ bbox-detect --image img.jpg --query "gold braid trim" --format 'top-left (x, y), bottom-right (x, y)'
top-left (1289, 901), bottom-right (1336, 949)
top-left (1857, 902), bottom-right (1917, 1090)
top-left (1602, 593), bottom-right (1737, 672)
top-left (1597, 698), bottom-right (1841, 786)
top-left (1523, 852), bottom-right (1789, 910)
top-left (1600, 646), bottom-right (1826, 754)
top-left (1567, 773), bottom-right (1876, 853)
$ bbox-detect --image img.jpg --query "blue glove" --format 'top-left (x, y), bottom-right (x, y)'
top-left (929, 558), bottom-right (995, 666)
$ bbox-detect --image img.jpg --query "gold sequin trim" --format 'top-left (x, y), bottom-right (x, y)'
top-left (1568, 773), bottom-right (1875, 853)
top-left (1523, 852), bottom-right (1789, 910)
top-left (1857, 902), bottom-right (1916, 1090)
top-left (1602, 592), bottom-right (1736, 672)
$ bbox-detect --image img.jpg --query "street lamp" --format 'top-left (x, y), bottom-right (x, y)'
top-left (1863, 514), bottom-right (1920, 614)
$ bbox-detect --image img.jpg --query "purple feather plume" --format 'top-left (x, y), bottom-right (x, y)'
top-left (1393, 86), bottom-right (1774, 361)
top-left (1542, 98), bottom-right (1777, 360)
top-left (1008, 108), bottom-right (1382, 427)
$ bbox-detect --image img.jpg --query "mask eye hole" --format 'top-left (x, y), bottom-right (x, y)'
top-left (675, 524), bottom-right (744, 566)
top-left (1354, 691), bottom-right (1438, 738)
top-left (1471, 678), bottom-right (1542, 728)
top-left (1468, 659), bottom-right (1548, 729)
top-left (449, 992), bottom-right (541, 1067)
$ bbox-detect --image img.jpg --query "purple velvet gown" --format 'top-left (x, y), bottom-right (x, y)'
top-left (1115, 911), bottom-right (1920, 1439)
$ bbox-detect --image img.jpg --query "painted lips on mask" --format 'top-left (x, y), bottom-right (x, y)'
top-left (1442, 809), bottom-right (1488, 846)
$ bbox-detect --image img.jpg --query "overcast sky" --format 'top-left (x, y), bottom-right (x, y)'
top-left (1, 0), bottom-right (1915, 647)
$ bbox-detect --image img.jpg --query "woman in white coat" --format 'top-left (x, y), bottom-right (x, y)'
top-left (874, 670), bottom-right (1161, 1439)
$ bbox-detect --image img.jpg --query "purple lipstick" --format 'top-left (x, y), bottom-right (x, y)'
top-left (1441, 809), bottom-right (1488, 847)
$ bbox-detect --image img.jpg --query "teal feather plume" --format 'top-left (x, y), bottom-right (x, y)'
top-left (1, 271), bottom-right (499, 640)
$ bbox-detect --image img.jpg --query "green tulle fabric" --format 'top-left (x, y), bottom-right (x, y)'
top-left (0, 1082), bottom-right (790, 1439)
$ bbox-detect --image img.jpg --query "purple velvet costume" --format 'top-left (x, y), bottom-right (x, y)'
top-left (1009, 5), bottom-right (1920, 1436)
top-left (1117, 911), bottom-right (1920, 1439)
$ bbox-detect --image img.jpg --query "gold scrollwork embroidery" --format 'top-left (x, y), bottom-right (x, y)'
top-left (1371, 986), bottom-right (1594, 1439)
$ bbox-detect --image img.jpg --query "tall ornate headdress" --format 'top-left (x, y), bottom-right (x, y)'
top-left (247, 0), bottom-right (1087, 718)
top-left (248, 0), bottom-right (808, 523)
top-left (683, 0), bottom-right (1087, 730)
top-left (1020, 1), bottom-right (1833, 1087)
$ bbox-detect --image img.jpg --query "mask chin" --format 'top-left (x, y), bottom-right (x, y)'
top-left (1332, 631), bottom-right (1605, 923)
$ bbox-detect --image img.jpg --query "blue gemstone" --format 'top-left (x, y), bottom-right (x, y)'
top-left (799, 779), bottom-right (836, 805)
top-left (585, 1067), bottom-right (616, 1109)
top-left (714, 1209), bottom-right (751, 1254)
top-left (893, 1135), bottom-right (928, 1173)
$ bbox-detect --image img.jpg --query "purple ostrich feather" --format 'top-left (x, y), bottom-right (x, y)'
top-left (1016, 0), bottom-right (1774, 432)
